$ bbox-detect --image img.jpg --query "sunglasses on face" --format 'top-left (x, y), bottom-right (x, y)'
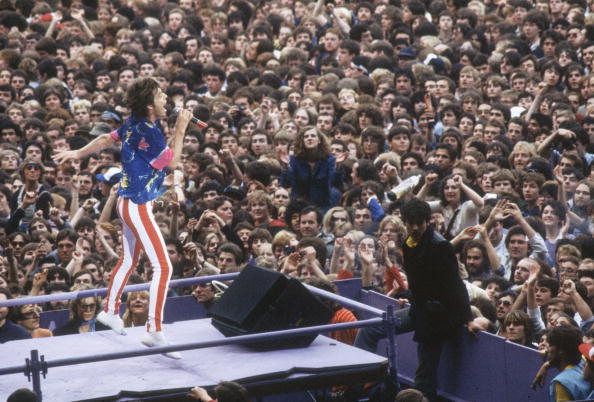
top-left (78, 303), bottom-right (96, 310)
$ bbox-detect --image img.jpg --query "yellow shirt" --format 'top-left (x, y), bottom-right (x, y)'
top-left (405, 236), bottom-right (418, 248)
top-left (554, 365), bottom-right (575, 402)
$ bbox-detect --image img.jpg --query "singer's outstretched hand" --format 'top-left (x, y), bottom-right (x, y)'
top-left (54, 149), bottom-right (79, 165)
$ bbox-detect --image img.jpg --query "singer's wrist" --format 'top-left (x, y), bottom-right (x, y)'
top-left (174, 126), bottom-right (187, 137)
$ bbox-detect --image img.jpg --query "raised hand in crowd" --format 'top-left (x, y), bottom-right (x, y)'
top-left (450, 225), bottom-right (479, 247)
top-left (82, 198), bottom-right (98, 214)
top-left (183, 241), bottom-right (205, 271)
top-left (359, 240), bottom-right (377, 288)
top-left (30, 269), bottom-right (48, 296)
top-left (19, 191), bottom-right (37, 211)
top-left (49, 207), bottom-right (63, 227)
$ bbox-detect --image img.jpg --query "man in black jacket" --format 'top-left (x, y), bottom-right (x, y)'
top-left (355, 198), bottom-right (480, 401)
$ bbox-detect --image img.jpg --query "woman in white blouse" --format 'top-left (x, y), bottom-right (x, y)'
top-left (416, 173), bottom-right (484, 240)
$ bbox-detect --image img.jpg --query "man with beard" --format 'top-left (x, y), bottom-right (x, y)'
top-left (75, 171), bottom-right (95, 202)
top-left (45, 282), bottom-right (70, 311)
top-left (461, 240), bottom-right (493, 281)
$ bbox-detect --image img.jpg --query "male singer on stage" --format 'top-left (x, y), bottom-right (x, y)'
top-left (54, 78), bottom-right (192, 359)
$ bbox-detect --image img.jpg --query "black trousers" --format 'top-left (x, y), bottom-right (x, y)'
top-left (415, 339), bottom-right (444, 401)
top-left (354, 308), bottom-right (445, 402)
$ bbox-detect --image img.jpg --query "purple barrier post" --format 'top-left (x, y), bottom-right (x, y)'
top-left (385, 305), bottom-right (399, 387)
top-left (25, 349), bottom-right (46, 402)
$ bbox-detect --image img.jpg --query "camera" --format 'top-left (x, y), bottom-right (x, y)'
top-left (386, 175), bottom-right (421, 202)
top-left (232, 104), bottom-right (244, 121)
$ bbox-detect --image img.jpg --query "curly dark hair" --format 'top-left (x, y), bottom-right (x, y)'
top-left (125, 77), bottom-right (159, 118)
top-left (438, 174), bottom-right (469, 206)
top-left (402, 198), bottom-right (431, 224)
top-left (461, 239), bottom-right (490, 275)
top-left (293, 126), bottom-right (330, 160)
top-left (547, 325), bottom-right (583, 366)
top-left (213, 381), bottom-right (249, 402)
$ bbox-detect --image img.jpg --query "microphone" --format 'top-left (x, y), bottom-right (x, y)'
top-left (173, 107), bottom-right (208, 129)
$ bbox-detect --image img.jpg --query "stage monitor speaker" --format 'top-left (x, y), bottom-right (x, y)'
top-left (210, 265), bottom-right (333, 349)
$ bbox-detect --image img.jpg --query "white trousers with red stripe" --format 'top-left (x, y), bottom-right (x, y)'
top-left (104, 197), bottom-right (172, 332)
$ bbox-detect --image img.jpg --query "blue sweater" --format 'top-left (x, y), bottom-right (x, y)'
top-left (0, 319), bottom-right (31, 343)
top-left (280, 155), bottom-right (342, 210)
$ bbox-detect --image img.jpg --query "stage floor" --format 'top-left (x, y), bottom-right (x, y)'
top-left (1, 318), bottom-right (387, 401)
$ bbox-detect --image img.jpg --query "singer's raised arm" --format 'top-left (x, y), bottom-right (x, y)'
top-left (168, 107), bottom-right (193, 169)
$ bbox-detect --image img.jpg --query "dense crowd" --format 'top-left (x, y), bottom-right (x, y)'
top-left (0, 0), bottom-right (594, 398)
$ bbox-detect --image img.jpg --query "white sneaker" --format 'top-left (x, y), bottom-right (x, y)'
top-left (97, 311), bottom-right (126, 335)
top-left (141, 331), bottom-right (182, 359)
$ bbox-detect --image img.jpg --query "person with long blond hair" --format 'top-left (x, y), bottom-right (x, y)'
top-left (122, 291), bottom-right (149, 328)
